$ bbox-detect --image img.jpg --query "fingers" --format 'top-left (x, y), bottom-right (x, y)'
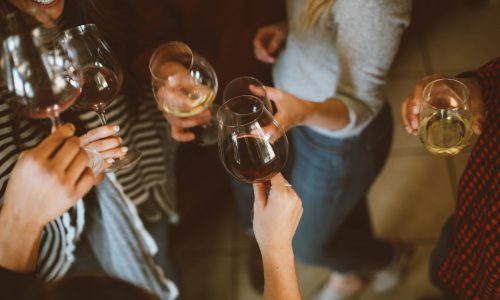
top-left (253, 182), bottom-right (267, 209)
top-left (472, 114), bottom-right (485, 135)
top-left (35, 123), bottom-right (76, 158)
top-left (66, 150), bottom-right (90, 186)
top-left (171, 126), bottom-right (195, 142)
top-left (74, 168), bottom-right (95, 199)
top-left (99, 146), bottom-right (128, 160)
top-left (253, 27), bottom-right (277, 64)
top-left (84, 136), bottom-right (122, 152)
top-left (51, 136), bottom-right (82, 171)
top-left (80, 125), bottom-right (120, 146)
top-left (163, 109), bottom-right (211, 128)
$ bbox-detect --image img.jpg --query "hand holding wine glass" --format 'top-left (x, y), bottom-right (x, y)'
top-left (58, 24), bottom-right (142, 171)
top-left (217, 95), bottom-right (288, 184)
top-left (150, 41), bottom-right (218, 145)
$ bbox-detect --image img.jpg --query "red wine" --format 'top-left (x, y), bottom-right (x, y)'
top-left (224, 135), bottom-right (285, 183)
top-left (74, 66), bottom-right (119, 111)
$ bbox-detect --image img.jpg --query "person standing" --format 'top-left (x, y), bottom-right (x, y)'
top-left (250, 0), bottom-right (414, 298)
top-left (401, 58), bottom-right (500, 299)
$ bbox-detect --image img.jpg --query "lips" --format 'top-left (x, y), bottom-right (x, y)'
top-left (30, 0), bottom-right (60, 9)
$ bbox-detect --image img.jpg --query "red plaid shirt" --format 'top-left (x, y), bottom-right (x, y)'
top-left (437, 58), bottom-right (500, 299)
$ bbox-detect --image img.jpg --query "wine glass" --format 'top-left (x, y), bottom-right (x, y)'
top-left (217, 95), bottom-right (288, 183)
top-left (1, 28), bottom-right (103, 173)
top-left (223, 76), bottom-right (274, 113)
top-left (418, 78), bottom-right (472, 156)
top-left (149, 41), bottom-right (218, 146)
top-left (58, 24), bottom-right (141, 171)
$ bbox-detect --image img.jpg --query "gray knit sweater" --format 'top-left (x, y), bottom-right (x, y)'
top-left (273, 0), bottom-right (413, 138)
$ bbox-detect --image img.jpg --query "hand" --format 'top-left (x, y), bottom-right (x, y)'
top-left (160, 108), bottom-right (212, 142)
top-left (253, 21), bottom-right (288, 64)
top-left (401, 75), bottom-right (486, 135)
top-left (253, 173), bottom-right (303, 255)
top-left (266, 86), bottom-right (307, 132)
top-left (2, 123), bottom-right (94, 231)
top-left (80, 125), bottom-right (126, 170)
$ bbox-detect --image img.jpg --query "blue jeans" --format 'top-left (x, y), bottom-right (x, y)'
top-left (233, 104), bottom-right (394, 274)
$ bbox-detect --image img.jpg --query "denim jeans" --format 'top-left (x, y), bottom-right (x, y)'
top-left (233, 104), bottom-right (395, 274)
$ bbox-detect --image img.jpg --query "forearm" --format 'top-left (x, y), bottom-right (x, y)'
top-left (261, 247), bottom-right (301, 300)
top-left (0, 209), bottom-right (43, 273)
top-left (300, 98), bottom-right (350, 130)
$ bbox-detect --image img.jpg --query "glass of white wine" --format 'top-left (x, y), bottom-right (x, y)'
top-left (418, 78), bottom-right (472, 156)
top-left (149, 41), bottom-right (218, 145)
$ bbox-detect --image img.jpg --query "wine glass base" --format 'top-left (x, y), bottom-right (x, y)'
top-left (105, 149), bottom-right (142, 172)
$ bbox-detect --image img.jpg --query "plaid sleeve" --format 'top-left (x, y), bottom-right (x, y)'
top-left (459, 57), bottom-right (500, 109)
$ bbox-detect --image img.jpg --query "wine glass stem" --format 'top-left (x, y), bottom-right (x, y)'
top-left (95, 107), bottom-right (108, 125)
top-left (48, 112), bottom-right (63, 132)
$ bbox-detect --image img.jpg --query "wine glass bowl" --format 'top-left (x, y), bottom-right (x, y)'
top-left (223, 76), bottom-right (274, 114)
top-left (418, 78), bottom-right (472, 156)
top-left (149, 41), bottom-right (218, 118)
top-left (217, 95), bottom-right (288, 183)
top-left (2, 31), bottom-right (81, 123)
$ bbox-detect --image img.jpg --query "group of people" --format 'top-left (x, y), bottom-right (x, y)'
top-left (0, 0), bottom-right (498, 300)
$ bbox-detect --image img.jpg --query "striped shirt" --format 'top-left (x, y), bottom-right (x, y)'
top-left (0, 92), bottom-right (178, 281)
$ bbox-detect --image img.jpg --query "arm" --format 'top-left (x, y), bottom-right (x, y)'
top-left (253, 174), bottom-right (303, 300)
top-left (0, 124), bottom-right (94, 272)
top-left (265, 0), bottom-right (412, 133)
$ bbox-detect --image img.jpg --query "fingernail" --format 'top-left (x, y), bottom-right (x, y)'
top-left (120, 146), bottom-right (128, 153)
top-left (106, 158), bottom-right (115, 164)
top-left (411, 106), bottom-right (419, 115)
top-left (411, 120), bottom-right (418, 129)
top-left (113, 125), bottom-right (120, 133)
top-left (405, 126), bottom-right (412, 134)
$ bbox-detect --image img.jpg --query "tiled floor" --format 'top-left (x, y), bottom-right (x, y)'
top-left (171, 1), bottom-right (500, 299)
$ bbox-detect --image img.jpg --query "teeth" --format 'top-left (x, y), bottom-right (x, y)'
top-left (32, 0), bottom-right (56, 5)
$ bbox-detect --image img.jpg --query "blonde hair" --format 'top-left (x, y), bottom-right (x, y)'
top-left (301, 0), bottom-right (336, 29)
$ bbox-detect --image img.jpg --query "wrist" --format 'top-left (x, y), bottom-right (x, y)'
top-left (260, 243), bottom-right (294, 262)
top-left (0, 209), bottom-right (44, 272)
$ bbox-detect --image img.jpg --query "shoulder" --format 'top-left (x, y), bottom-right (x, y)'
top-left (333, 0), bottom-right (412, 25)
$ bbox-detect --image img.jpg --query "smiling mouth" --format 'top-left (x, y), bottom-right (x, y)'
top-left (30, 0), bottom-right (59, 8)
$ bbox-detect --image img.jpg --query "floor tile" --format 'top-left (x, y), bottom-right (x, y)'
top-left (368, 154), bottom-right (455, 241)
top-left (388, 28), bottom-right (428, 79)
top-left (172, 198), bottom-right (237, 252)
top-left (177, 254), bottom-right (234, 300)
top-left (384, 77), bottom-right (430, 154)
top-left (359, 244), bottom-right (444, 300)
top-left (423, 1), bottom-right (500, 72)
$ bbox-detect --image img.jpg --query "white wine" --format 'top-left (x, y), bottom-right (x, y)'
top-left (419, 111), bottom-right (472, 156)
top-left (162, 86), bottom-right (215, 117)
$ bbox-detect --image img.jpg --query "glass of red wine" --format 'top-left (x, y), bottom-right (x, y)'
top-left (1, 28), bottom-right (103, 174)
top-left (222, 76), bottom-right (274, 114)
top-left (217, 95), bottom-right (288, 184)
top-left (58, 24), bottom-right (141, 171)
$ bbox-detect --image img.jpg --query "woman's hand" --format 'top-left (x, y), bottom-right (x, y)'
top-left (79, 125), bottom-right (126, 171)
top-left (253, 173), bottom-right (303, 300)
top-left (265, 86), bottom-right (308, 132)
top-left (253, 21), bottom-right (288, 64)
top-left (159, 107), bottom-right (211, 142)
top-left (253, 173), bottom-right (303, 254)
top-left (0, 124), bottom-right (94, 272)
top-left (401, 75), bottom-right (486, 135)
top-left (3, 123), bottom-right (94, 228)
